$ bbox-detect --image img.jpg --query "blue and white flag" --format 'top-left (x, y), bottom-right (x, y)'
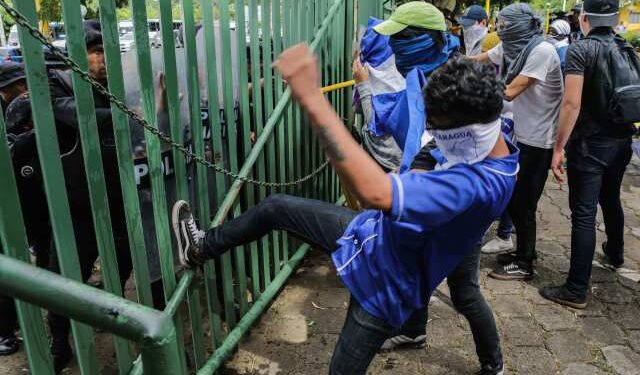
top-left (359, 18), bottom-right (406, 138)
top-left (358, 17), bottom-right (460, 171)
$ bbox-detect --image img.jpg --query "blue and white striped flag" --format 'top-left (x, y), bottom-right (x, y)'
top-left (358, 17), bottom-right (431, 172)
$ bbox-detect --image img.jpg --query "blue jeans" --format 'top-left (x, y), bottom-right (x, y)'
top-left (565, 136), bottom-right (632, 298)
top-left (496, 212), bottom-right (513, 240)
top-left (331, 246), bottom-right (502, 374)
top-left (202, 194), bottom-right (502, 373)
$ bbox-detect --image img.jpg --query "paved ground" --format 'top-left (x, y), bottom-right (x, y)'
top-left (2, 157), bottom-right (639, 375)
top-left (223, 155), bottom-right (640, 375)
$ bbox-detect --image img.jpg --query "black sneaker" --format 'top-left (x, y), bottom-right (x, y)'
top-left (477, 363), bottom-right (504, 375)
top-left (539, 284), bottom-right (587, 309)
top-left (171, 200), bottom-right (207, 268)
top-left (496, 251), bottom-right (518, 265)
top-left (601, 241), bottom-right (624, 270)
top-left (380, 333), bottom-right (427, 350)
top-left (489, 261), bottom-right (534, 281)
top-left (0, 333), bottom-right (19, 356)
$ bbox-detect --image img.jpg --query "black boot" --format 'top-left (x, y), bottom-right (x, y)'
top-left (0, 333), bottom-right (19, 356)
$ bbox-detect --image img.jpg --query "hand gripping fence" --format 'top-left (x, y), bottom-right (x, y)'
top-left (0, 0), bottom-right (329, 188)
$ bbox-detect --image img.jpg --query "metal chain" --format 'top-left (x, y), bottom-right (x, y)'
top-left (0, 0), bottom-right (329, 188)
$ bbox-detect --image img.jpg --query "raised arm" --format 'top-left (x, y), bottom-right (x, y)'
top-left (274, 44), bottom-right (392, 211)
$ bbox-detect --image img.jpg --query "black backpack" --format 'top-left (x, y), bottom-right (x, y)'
top-left (588, 33), bottom-right (640, 126)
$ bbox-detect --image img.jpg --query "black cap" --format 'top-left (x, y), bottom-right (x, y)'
top-left (43, 47), bottom-right (68, 69)
top-left (459, 5), bottom-right (489, 27)
top-left (0, 62), bottom-right (26, 89)
top-left (5, 95), bottom-right (32, 134)
top-left (583, 0), bottom-right (619, 27)
top-left (84, 20), bottom-right (103, 48)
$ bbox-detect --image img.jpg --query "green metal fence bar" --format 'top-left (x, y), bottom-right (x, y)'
top-left (271, 0), bottom-right (289, 274)
top-left (261, 0), bottom-right (282, 281)
top-left (233, 0), bottom-right (254, 317)
top-left (293, 1), bottom-right (303, 198)
top-left (128, 0), bottom-right (188, 372)
top-left (0, 114), bottom-right (54, 374)
top-left (282, 0), bottom-right (294, 262)
top-left (98, 0), bottom-right (154, 308)
top-left (216, 0), bottom-right (241, 330)
top-left (0, 254), bottom-right (183, 375)
top-left (178, 0), bottom-right (208, 367)
top-left (248, 0), bottom-right (271, 293)
top-left (199, 0), bottom-right (225, 349)
top-left (59, 1), bottom-right (134, 371)
top-left (14, 1), bottom-right (99, 372)
top-left (159, 0), bottom-right (189, 204)
top-left (247, 0), bottom-right (269, 297)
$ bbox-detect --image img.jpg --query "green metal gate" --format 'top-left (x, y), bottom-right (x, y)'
top-left (0, 0), bottom-right (394, 373)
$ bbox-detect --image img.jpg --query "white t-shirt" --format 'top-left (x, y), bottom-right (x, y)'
top-left (489, 42), bottom-right (563, 149)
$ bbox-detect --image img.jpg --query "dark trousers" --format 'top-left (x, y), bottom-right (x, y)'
top-left (331, 246), bottom-right (503, 374)
top-left (47, 195), bottom-right (166, 349)
top-left (0, 296), bottom-right (16, 337)
top-left (565, 136), bottom-right (632, 298)
top-left (203, 194), bottom-right (502, 373)
top-left (496, 212), bottom-right (513, 240)
top-left (510, 143), bottom-right (553, 263)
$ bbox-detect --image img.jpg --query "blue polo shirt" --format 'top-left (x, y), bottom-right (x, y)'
top-left (331, 141), bottom-right (519, 328)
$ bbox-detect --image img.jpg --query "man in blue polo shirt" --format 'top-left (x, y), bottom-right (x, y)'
top-left (172, 50), bottom-right (516, 374)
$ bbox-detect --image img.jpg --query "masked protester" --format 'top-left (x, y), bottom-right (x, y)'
top-left (354, 2), bottom-right (460, 172)
top-left (544, 0), bottom-right (640, 308)
top-left (173, 48), bottom-right (512, 374)
top-left (459, 5), bottom-right (489, 56)
top-left (474, 3), bottom-right (564, 281)
top-left (548, 19), bottom-right (572, 72)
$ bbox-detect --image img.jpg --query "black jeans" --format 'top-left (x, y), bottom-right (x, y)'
top-left (47, 194), bottom-right (166, 349)
top-left (203, 194), bottom-right (502, 373)
top-left (330, 246), bottom-right (503, 374)
top-left (565, 136), bottom-right (632, 298)
top-left (510, 143), bottom-right (553, 263)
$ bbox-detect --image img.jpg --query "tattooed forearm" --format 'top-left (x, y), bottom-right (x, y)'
top-left (316, 126), bottom-right (346, 162)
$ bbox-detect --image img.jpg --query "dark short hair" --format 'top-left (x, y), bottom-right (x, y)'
top-left (424, 57), bottom-right (504, 129)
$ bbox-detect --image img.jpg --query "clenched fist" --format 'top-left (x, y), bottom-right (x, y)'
top-left (273, 44), bottom-right (322, 107)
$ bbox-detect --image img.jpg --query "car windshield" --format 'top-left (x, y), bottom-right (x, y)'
top-left (121, 34), bottom-right (134, 41)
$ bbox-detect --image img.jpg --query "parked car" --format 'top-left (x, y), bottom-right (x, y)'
top-left (120, 33), bottom-right (135, 53)
top-left (0, 46), bottom-right (22, 63)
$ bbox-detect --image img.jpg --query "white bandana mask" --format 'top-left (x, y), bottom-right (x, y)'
top-left (463, 24), bottom-right (488, 57)
top-left (430, 119), bottom-right (502, 170)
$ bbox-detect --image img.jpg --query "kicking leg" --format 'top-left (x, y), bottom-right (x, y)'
top-left (173, 194), bottom-right (357, 267)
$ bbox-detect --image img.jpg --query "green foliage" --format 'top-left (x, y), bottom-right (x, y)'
top-left (39, 0), bottom-right (62, 22)
top-left (530, 0), bottom-right (578, 13)
top-left (622, 30), bottom-right (640, 49)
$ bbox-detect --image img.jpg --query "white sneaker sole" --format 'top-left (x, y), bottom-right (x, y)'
top-left (481, 241), bottom-right (514, 254)
top-left (171, 200), bottom-right (189, 267)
